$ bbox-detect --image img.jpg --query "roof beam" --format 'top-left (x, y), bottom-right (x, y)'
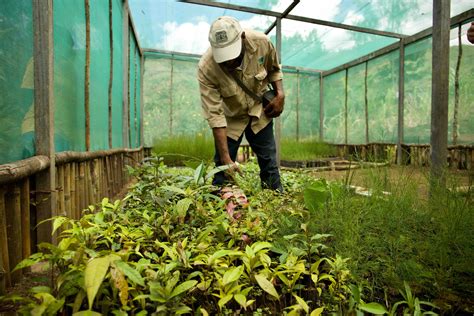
top-left (178, 0), bottom-right (406, 38)
top-left (264, 0), bottom-right (300, 35)
top-left (323, 8), bottom-right (473, 77)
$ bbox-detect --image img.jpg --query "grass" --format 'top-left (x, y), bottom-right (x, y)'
top-left (309, 166), bottom-right (474, 312)
top-left (152, 134), bottom-right (214, 165)
top-left (280, 138), bottom-right (336, 161)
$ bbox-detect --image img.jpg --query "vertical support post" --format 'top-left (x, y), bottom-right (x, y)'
top-left (0, 187), bottom-right (10, 293)
top-left (5, 186), bottom-right (22, 284)
top-left (344, 68), bottom-right (348, 144)
top-left (397, 39), bottom-right (405, 164)
top-left (364, 62), bottom-right (369, 144)
top-left (296, 70), bottom-right (300, 142)
top-left (430, 0), bottom-right (450, 188)
top-left (108, 0), bottom-right (114, 149)
top-left (319, 73), bottom-right (324, 141)
top-left (134, 47), bottom-right (138, 147)
top-left (122, 0), bottom-right (130, 148)
top-left (84, 0), bottom-right (91, 151)
top-left (275, 17), bottom-right (282, 165)
top-left (140, 55), bottom-right (145, 147)
top-left (169, 58), bottom-right (174, 137)
top-left (20, 179), bottom-right (31, 260)
top-left (452, 24), bottom-right (462, 145)
top-left (33, 0), bottom-right (56, 244)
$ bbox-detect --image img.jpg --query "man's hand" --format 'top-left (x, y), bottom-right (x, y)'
top-left (264, 94), bottom-right (284, 118)
top-left (467, 22), bottom-right (474, 44)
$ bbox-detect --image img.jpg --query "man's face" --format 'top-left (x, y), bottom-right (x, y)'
top-left (219, 40), bottom-right (245, 70)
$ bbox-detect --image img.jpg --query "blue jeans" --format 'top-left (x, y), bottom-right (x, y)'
top-left (213, 121), bottom-right (282, 191)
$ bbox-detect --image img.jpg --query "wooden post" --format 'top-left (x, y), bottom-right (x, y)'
top-left (452, 24), bottom-right (462, 145)
top-left (108, 0), bottom-right (114, 149)
top-left (5, 186), bottom-right (22, 283)
top-left (0, 187), bottom-right (10, 292)
top-left (71, 163), bottom-right (77, 219)
top-left (430, 0), bottom-right (451, 188)
top-left (275, 17), bottom-right (282, 165)
top-left (33, 0), bottom-right (56, 244)
top-left (123, 0), bottom-right (130, 148)
top-left (169, 58), bottom-right (174, 137)
top-left (344, 68), bottom-right (348, 144)
top-left (296, 70), bottom-right (300, 141)
top-left (364, 62), bottom-right (369, 144)
top-left (20, 179), bottom-right (31, 260)
top-left (134, 48), bottom-right (139, 147)
top-left (84, 0), bottom-right (91, 151)
top-left (397, 39), bottom-right (405, 164)
top-left (140, 55), bottom-right (145, 147)
top-left (57, 165), bottom-right (65, 216)
top-left (319, 73), bottom-right (324, 141)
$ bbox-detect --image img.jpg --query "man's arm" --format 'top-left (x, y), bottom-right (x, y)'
top-left (212, 127), bottom-right (232, 165)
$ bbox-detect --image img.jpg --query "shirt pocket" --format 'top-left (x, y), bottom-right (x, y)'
top-left (254, 68), bottom-right (268, 92)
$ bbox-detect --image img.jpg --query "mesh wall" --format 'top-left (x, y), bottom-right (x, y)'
top-left (280, 72), bottom-right (298, 139)
top-left (323, 71), bottom-right (346, 143)
top-left (346, 63), bottom-right (366, 144)
top-left (298, 72), bottom-right (320, 140)
top-left (367, 50), bottom-right (399, 143)
top-left (0, 0), bottom-right (34, 164)
top-left (129, 33), bottom-right (141, 148)
top-left (54, 0), bottom-right (86, 152)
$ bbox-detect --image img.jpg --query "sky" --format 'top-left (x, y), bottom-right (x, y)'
top-left (129, 0), bottom-right (474, 70)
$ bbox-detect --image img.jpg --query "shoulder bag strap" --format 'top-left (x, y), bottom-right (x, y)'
top-left (222, 66), bottom-right (261, 102)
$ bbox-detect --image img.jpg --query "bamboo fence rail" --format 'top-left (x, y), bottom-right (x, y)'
top-left (0, 147), bottom-right (145, 294)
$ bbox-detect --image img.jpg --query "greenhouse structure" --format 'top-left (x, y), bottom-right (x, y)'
top-left (0, 0), bottom-right (473, 314)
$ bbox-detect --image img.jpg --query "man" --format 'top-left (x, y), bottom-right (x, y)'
top-left (468, 22), bottom-right (474, 44)
top-left (198, 16), bottom-right (285, 191)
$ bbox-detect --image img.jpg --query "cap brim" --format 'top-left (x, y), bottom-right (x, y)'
top-left (212, 37), bottom-right (242, 64)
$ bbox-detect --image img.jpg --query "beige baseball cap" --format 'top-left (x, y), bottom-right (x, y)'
top-left (208, 16), bottom-right (243, 63)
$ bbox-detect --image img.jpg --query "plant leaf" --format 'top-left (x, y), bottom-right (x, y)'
top-left (114, 260), bottom-right (145, 287)
top-left (84, 256), bottom-right (111, 309)
top-left (218, 293), bottom-right (233, 309)
top-left (293, 293), bottom-right (309, 313)
top-left (234, 293), bottom-right (247, 308)
top-left (73, 311), bottom-right (103, 316)
top-left (359, 302), bottom-right (388, 315)
top-left (310, 307), bottom-right (325, 316)
top-left (176, 198), bottom-right (193, 220)
top-left (222, 265), bottom-right (244, 285)
top-left (52, 216), bottom-right (70, 235)
top-left (254, 274), bottom-right (279, 299)
top-left (169, 280), bottom-right (198, 299)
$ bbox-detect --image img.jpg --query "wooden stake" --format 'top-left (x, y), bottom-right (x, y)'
top-left (64, 164), bottom-right (71, 218)
top-left (58, 165), bottom-right (65, 216)
top-left (452, 24), bottom-right (462, 145)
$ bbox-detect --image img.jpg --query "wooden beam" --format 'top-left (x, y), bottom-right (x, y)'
top-left (33, 0), bottom-right (56, 244)
top-left (397, 39), bottom-right (405, 164)
top-left (323, 9), bottom-right (474, 77)
top-left (179, 0), bottom-right (405, 38)
top-left (0, 156), bottom-right (50, 185)
top-left (430, 0), bottom-right (451, 185)
top-left (265, 0), bottom-right (300, 35)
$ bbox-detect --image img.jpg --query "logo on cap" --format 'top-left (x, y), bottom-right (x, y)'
top-left (215, 31), bottom-right (228, 44)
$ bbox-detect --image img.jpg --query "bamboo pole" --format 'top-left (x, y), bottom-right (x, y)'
top-left (84, 0), bottom-right (91, 151)
top-left (344, 68), bottom-right (348, 144)
top-left (296, 70), bottom-right (300, 141)
top-left (0, 155), bottom-right (50, 185)
top-left (70, 163), bottom-right (77, 219)
top-left (78, 162), bottom-right (85, 216)
top-left (85, 162), bottom-right (92, 209)
top-left (364, 62), bottom-right (369, 144)
top-left (20, 179), bottom-right (31, 260)
top-left (5, 186), bottom-right (22, 284)
top-left (0, 187), bottom-right (10, 292)
top-left (169, 58), bottom-right (174, 136)
top-left (134, 47), bottom-right (138, 146)
top-left (108, 0), bottom-right (114, 149)
top-left (57, 165), bottom-right (65, 216)
top-left (64, 164), bottom-right (71, 219)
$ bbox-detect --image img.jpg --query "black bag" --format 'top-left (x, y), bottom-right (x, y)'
top-left (262, 89), bottom-right (277, 107)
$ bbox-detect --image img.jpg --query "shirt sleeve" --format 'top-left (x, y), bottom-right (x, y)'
top-left (265, 40), bottom-right (283, 83)
top-left (197, 66), bottom-right (227, 129)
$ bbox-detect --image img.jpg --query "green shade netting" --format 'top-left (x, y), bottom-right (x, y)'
top-left (347, 63), bottom-right (366, 144)
top-left (323, 71), bottom-right (346, 143)
top-left (0, 0), bottom-right (34, 164)
top-left (112, 0), bottom-right (124, 148)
